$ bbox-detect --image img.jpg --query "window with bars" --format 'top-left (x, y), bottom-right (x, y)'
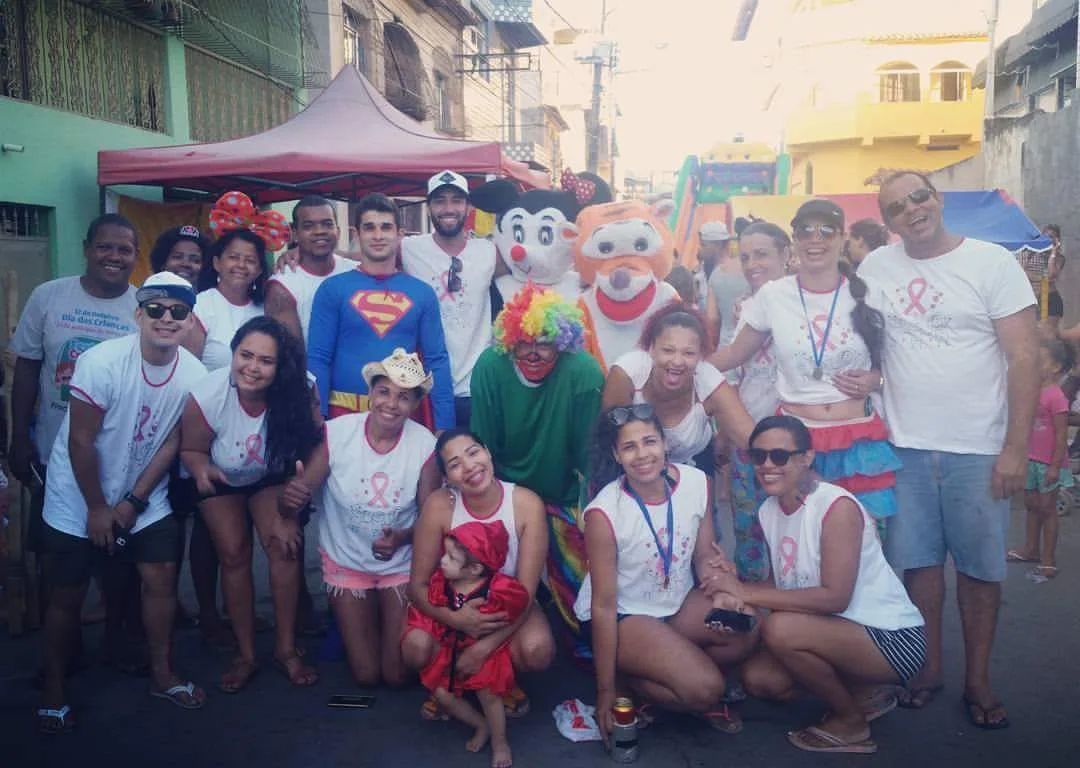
top-left (930, 62), bottom-right (971, 103)
top-left (878, 63), bottom-right (921, 103)
top-left (433, 71), bottom-right (452, 133)
top-left (343, 6), bottom-right (369, 77)
top-left (0, 202), bottom-right (49, 238)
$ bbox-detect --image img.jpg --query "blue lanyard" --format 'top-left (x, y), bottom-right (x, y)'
top-left (797, 276), bottom-right (843, 379)
top-left (625, 473), bottom-right (675, 589)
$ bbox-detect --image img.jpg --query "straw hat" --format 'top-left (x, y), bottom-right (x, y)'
top-left (361, 348), bottom-right (434, 394)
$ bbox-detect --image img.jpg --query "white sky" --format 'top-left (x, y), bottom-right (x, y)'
top-left (603, 0), bottom-right (1039, 179)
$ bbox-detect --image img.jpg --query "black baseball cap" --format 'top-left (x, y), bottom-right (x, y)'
top-left (792, 199), bottom-right (845, 230)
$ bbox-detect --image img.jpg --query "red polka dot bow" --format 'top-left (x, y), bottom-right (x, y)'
top-left (560, 169), bottom-right (596, 205)
top-left (208, 190), bottom-right (291, 252)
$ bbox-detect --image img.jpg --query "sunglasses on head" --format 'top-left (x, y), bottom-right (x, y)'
top-left (793, 223), bottom-right (840, 241)
top-left (447, 256), bottom-right (463, 294)
top-left (607, 403), bottom-right (655, 426)
top-left (142, 303), bottom-right (191, 321)
top-left (747, 447), bottom-right (806, 467)
top-left (883, 187), bottom-right (934, 219)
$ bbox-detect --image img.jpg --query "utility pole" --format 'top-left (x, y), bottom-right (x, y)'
top-left (984, 0), bottom-right (999, 125)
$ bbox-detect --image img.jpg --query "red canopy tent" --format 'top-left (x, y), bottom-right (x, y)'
top-left (98, 66), bottom-right (549, 202)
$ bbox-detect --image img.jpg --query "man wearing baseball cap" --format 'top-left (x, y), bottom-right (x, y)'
top-left (37, 271), bottom-right (209, 730)
top-left (703, 220), bottom-right (750, 349)
top-left (402, 171), bottom-right (499, 427)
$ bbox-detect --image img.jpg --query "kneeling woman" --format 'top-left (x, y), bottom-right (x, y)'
top-left (282, 348), bottom-right (442, 686)
top-left (576, 405), bottom-right (759, 741)
top-left (181, 316), bottom-right (323, 692)
top-left (708, 415), bottom-right (925, 754)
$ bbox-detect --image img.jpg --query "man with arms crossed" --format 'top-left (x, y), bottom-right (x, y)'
top-left (858, 172), bottom-right (1037, 730)
top-left (37, 272), bottom-right (208, 732)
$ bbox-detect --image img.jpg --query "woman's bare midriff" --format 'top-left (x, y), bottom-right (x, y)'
top-left (781, 397), bottom-right (866, 422)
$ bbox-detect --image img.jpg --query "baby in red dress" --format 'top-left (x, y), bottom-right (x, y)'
top-left (406, 520), bottom-right (529, 768)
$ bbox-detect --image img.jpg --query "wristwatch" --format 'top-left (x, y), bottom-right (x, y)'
top-left (122, 491), bottom-right (149, 516)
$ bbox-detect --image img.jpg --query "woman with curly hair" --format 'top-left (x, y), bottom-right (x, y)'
top-left (189, 229), bottom-right (271, 371)
top-left (469, 282), bottom-right (604, 664)
top-left (180, 316), bottom-right (323, 693)
top-left (149, 225), bottom-right (211, 285)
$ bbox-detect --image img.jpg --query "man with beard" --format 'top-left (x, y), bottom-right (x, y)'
top-left (859, 171), bottom-right (1038, 730)
top-left (307, 193), bottom-right (454, 429)
top-left (469, 283), bottom-right (603, 663)
top-left (266, 195), bottom-right (354, 349)
top-left (402, 171), bottom-right (498, 427)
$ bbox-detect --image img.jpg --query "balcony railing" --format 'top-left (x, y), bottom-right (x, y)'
top-left (492, 1), bottom-right (546, 48)
top-left (785, 93), bottom-right (984, 147)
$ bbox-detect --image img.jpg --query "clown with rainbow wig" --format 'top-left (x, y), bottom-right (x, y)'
top-left (470, 282), bottom-right (604, 659)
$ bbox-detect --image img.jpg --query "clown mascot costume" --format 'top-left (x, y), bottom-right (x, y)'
top-left (469, 283), bottom-right (603, 659)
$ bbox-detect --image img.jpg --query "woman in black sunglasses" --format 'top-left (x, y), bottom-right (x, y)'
top-left (709, 200), bottom-right (899, 538)
top-left (180, 316), bottom-right (323, 693)
top-left (704, 415), bottom-right (925, 755)
top-left (575, 405), bottom-right (759, 743)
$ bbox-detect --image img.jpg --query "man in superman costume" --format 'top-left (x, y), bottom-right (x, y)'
top-left (307, 193), bottom-right (455, 428)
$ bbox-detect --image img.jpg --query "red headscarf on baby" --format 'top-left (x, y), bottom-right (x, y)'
top-left (450, 520), bottom-right (509, 573)
top-left (208, 190), bottom-right (291, 252)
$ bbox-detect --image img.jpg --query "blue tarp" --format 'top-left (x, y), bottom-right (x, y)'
top-left (941, 190), bottom-right (1052, 252)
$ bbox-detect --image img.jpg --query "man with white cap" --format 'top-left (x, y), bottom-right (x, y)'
top-left (401, 171), bottom-right (499, 428)
top-left (37, 271), bottom-right (208, 732)
top-left (702, 220), bottom-right (750, 349)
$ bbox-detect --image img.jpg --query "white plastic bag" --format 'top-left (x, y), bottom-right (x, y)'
top-left (552, 698), bottom-right (603, 743)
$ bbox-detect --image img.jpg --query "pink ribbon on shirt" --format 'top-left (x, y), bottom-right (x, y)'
top-left (370, 471), bottom-right (391, 508)
top-left (779, 536), bottom-right (798, 578)
top-left (243, 434), bottom-right (265, 466)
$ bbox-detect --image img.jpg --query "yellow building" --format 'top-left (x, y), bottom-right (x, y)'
top-left (758, 0), bottom-right (987, 194)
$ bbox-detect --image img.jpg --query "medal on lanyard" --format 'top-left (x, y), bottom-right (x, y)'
top-left (797, 277), bottom-right (843, 380)
top-left (626, 474), bottom-right (675, 589)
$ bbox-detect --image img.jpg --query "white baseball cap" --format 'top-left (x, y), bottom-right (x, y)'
top-left (699, 221), bottom-right (733, 242)
top-left (427, 170), bottom-right (470, 198)
top-left (136, 271), bottom-right (196, 307)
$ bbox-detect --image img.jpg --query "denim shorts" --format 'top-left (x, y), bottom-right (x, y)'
top-left (886, 448), bottom-right (1010, 582)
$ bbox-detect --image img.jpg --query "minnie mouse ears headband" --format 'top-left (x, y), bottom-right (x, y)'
top-left (208, 191), bottom-right (291, 252)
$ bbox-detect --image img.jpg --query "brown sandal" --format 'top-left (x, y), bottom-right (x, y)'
top-left (219, 657), bottom-right (260, 694)
top-left (274, 650), bottom-right (318, 687)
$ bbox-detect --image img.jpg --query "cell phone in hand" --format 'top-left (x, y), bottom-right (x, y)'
top-left (705, 608), bottom-right (757, 633)
top-left (328, 694), bottom-right (375, 709)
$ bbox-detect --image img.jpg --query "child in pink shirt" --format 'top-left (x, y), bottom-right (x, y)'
top-left (1009, 337), bottom-right (1075, 581)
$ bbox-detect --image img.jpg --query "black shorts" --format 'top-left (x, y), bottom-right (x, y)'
top-left (43, 515), bottom-right (181, 587)
top-left (167, 474), bottom-right (201, 519)
top-left (1048, 290), bottom-right (1064, 318)
top-left (200, 473), bottom-right (287, 501)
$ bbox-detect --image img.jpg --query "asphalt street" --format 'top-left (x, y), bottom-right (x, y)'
top-left (1, 501), bottom-right (1078, 768)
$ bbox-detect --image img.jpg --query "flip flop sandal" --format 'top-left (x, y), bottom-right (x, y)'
top-left (702, 704), bottom-right (743, 734)
top-left (218, 658), bottom-right (260, 694)
top-left (721, 681), bottom-right (748, 704)
top-left (1006, 550), bottom-right (1038, 563)
top-left (1033, 565), bottom-right (1059, 579)
top-left (963, 697), bottom-right (1010, 730)
top-left (862, 688), bottom-right (899, 721)
top-left (274, 651), bottom-right (319, 687)
top-left (151, 682), bottom-right (206, 710)
top-left (788, 726), bottom-right (877, 754)
top-left (897, 683), bottom-right (943, 709)
top-left (37, 705), bottom-right (76, 734)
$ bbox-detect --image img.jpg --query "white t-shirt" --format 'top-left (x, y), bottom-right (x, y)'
top-left (9, 276), bottom-right (138, 463)
top-left (740, 275), bottom-right (872, 406)
top-left (758, 481), bottom-right (923, 631)
top-left (731, 314), bottom-right (780, 423)
top-left (43, 335), bottom-right (207, 537)
top-left (613, 348), bottom-right (724, 464)
top-left (401, 234), bottom-right (496, 397)
top-left (859, 238), bottom-right (1036, 453)
top-left (267, 255), bottom-right (354, 343)
top-left (189, 367), bottom-right (270, 487)
top-left (449, 480), bottom-right (520, 577)
top-left (575, 464), bottom-right (709, 622)
top-left (318, 413), bottom-right (436, 576)
top-left (194, 288), bottom-right (263, 371)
